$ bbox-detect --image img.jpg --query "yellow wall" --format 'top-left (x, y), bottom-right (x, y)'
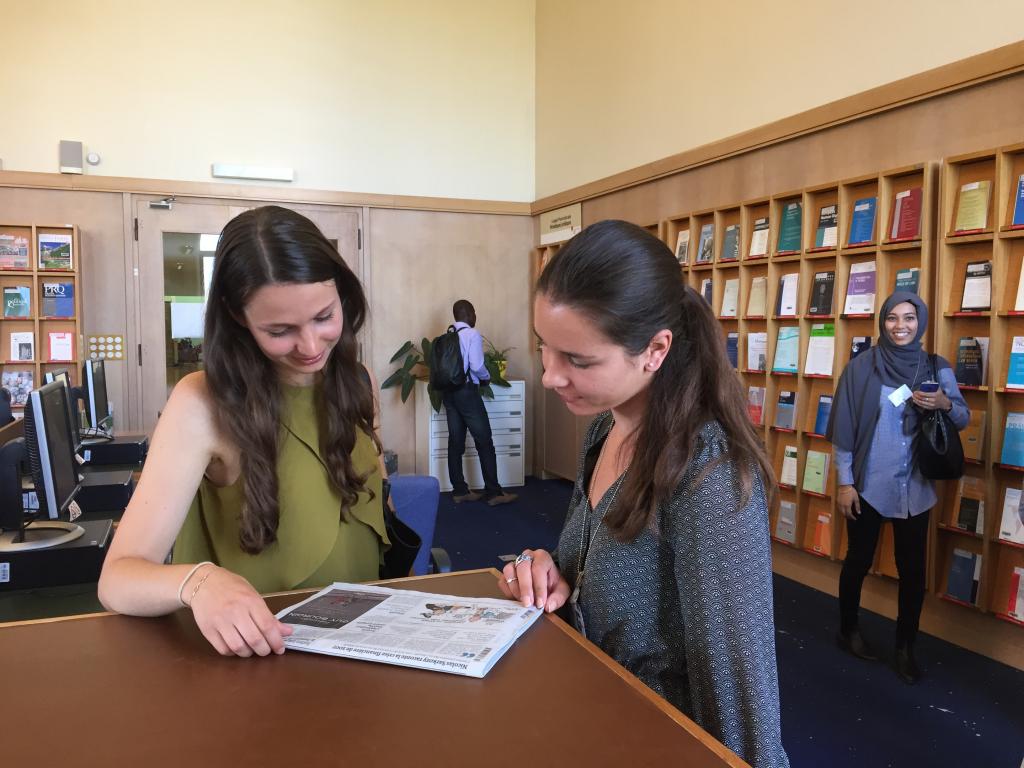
top-left (536, 0), bottom-right (1024, 198)
top-left (0, 0), bottom-right (536, 201)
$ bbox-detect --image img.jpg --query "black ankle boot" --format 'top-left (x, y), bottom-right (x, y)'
top-left (836, 629), bottom-right (878, 661)
top-left (894, 645), bottom-right (922, 684)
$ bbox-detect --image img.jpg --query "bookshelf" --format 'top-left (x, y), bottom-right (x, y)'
top-left (936, 143), bottom-right (1024, 626)
top-left (0, 224), bottom-right (83, 411)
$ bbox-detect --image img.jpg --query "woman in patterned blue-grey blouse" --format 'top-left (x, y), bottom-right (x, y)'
top-left (498, 220), bottom-right (789, 768)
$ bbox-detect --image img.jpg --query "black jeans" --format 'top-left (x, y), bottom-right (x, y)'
top-left (442, 382), bottom-right (503, 498)
top-left (839, 497), bottom-right (929, 648)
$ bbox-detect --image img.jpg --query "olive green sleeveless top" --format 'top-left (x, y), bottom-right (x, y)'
top-left (172, 384), bottom-right (388, 593)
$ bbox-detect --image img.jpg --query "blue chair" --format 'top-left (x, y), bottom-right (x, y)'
top-left (388, 474), bottom-right (451, 576)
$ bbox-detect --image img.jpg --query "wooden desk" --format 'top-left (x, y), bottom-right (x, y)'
top-left (0, 569), bottom-right (748, 767)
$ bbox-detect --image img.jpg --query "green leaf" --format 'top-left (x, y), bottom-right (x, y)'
top-left (400, 353), bottom-right (418, 373)
top-left (400, 374), bottom-right (415, 402)
top-left (421, 337), bottom-right (432, 367)
top-left (480, 383), bottom-right (494, 400)
top-left (389, 340), bottom-right (414, 364)
top-left (380, 369), bottom-right (405, 389)
top-left (428, 385), bottom-right (443, 412)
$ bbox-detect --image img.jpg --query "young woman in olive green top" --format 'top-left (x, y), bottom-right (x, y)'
top-left (98, 206), bottom-right (389, 658)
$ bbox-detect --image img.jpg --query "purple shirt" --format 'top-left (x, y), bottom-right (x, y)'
top-left (452, 321), bottom-right (488, 384)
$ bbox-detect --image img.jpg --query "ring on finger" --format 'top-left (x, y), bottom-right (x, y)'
top-left (505, 576), bottom-right (518, 584)
top-left (515, 552), bottom-right (534, 566)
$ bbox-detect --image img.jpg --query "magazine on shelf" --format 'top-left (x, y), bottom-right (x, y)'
top-left (890, 187), bottom-right (922, 240)
top-left (748, 217), bottom-right (769, 258)
top-left (725, 332), bottom-right (738, 369)
top-left (842, 261), bottom-right (876, 315)
top-left (696, 224), bottom-right (714, 264)
top-left (775, 273), bottom-right (799, 316)
top-left (0, 233), bottom-right (30, 269)
top-left (1, 370), bottom-right (33, 406)
top-left (1000, 412), bottom-right (1024, 466)
top-left (776, 202), bottom-right (802, 253)
top-left (746, 277), bottom-right (767, 316)
top-left (780, 445), bottom-right (798, 487)
top-left (675, 229), bottom-right (690, 264)
top-left (946, 549), bottom-right (981, 604)
top-left (10, 332), bottom-right (34, 361)
top-left (813, 395), bottom-right (833, 435)
top-left (1008, 567), bottom-right (1024, 621)
top-left (807, 271), bottom-right (834, 315)
top-left (847, 197), bottom-right (877, 246)
top-left (37, 232), bottom-right (73, 270)
top-left (41, 282), bottom-right (75, 317)
top-left (953, 180), bottom-right (991, 232)
top-left (747, 332), bottom-right (768, 371)
top-left (721, 278), bottom-right (739, 317)
top-left (894, 267), bottom-right (920, 295)
top-left (954, 476), bottom-right (985, 534)
top-left (775, 500), bottom-right (797, 544)
top-left (747, 386), bottom-right (766, 426)
top-left (774, 391), bottom-right (797, 430)
top-left (1013, 174), bottom-right (1024, 228)
top-left (1007, 338), bottom-right (1024, 390)
top-left (961, 409), bottom-right (986, 462)
top-left (772, 327), bottom-right (799, 374)
top-left (2, 286), bottom-right (30, 317)
top-left (960, 261), bottom-right (992, 312)
top-left (275, 582), bottom-right (542, 678)
top-left (813, 204), bottom-right (837, 248)
top-left (804, 323), bottom-right (835, 376)
top-left (999, 486), bottom-right (1024, 544)
top-left (720, 224), bottom-right (740, 261)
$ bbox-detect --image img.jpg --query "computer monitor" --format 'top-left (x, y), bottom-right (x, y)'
top-left (44, 368), bottom-right (81, 450)
top-left (0, 382), bottom-right (85, 551)
top-left (83, 359), bottom-right (111, 433)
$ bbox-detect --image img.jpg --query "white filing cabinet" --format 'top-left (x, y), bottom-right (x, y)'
top-left (415, 380), bottom-right (525, 492)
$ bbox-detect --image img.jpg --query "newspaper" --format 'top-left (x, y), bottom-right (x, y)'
top-left (276, 582), bottom-right (542, 678)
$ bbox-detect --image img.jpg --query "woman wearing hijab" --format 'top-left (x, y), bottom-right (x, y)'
top-left (826, 291), bottom-right (968, 684)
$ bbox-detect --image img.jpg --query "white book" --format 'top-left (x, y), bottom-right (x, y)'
top-left (720, 278), bottom-right (739, 317)
top-left (780, 446), bottom-right (798, 487)
top-left (804, 324), bottom-right (835, 376)
top-left (775, 500), bottom-right (797, 544)
top-left (777, 273), bottom-right (799, 316)
top-left (749, 217), bottom-right (769, 257)
top-left (1012, 567), bottom-right (1024, 621)
top-left (10, 331), bottom-right (34, 362)
top-left (961, 261), bottom-right (992, 311)
top-left (999, 487), bottom-right (1024, 544)
top-left (48, 331), bottom-right (74, 362)
top-left (747, 276), bottom-right (767, 316)
top-left (747, 332), bottom-right (768, 371)
top-left (675, 230), bottom-right (691, 264)
top-left (1014, 264), bottom-right (1024, 312)
top-left (843, 261), bottom-right (876, 315)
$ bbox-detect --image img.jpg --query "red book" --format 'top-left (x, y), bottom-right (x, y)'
top-left (890, 187), bottom-right (922, 241)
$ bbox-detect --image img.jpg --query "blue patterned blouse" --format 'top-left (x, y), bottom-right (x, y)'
top-left (557, 414), bottom-right (789, 768)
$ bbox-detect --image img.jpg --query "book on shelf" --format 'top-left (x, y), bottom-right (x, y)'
top-left (746, 277), bottom-right (767, 316)
top-left (774, 501), bottom-right (797, 544)
top-left (48, 332), bottom-right (74, 362)
top-left (775, 273), bottom-right (799, 316)
top-left (954, 336), bottom-right (988, 387)
top-left (813, 513), bottom-right (832, 555)
top-left (747, 332), bottom-right (768, 371)
top-left (726, 332), bottom-right (738, 369)
top-left (700, 278), bottom-right (713, 305)
top-left (747, 386), bottom-right (766, 426)
top-left (813, 204), bottom-right (838, 248)
top-left (953, 180), bottom-right (991, 233)
top-left (10, 331), bottom-right (34, 362)
top-left (999, 485), bottom-right (1024, 544)
top-left (847, 196), bottom-right (877, 246)
top-left (772, 327), bottom-right (799, 374)
top-left (960, 261), bottom-right (992, 312)
top-left (780, 446), bottom-right (798, 487)
top-left (802, 450), bottom-right (830, 495)
top-left (894, 267), bottom-right (920, 295)
top-left (37, 232), bottom-right (73, 270)
top-left (961, 409), bottom-right (986, 462)
top-left (1008, 567), bottom-right (1024, 621)
top-left (275, 582), bottom-right (541, 678)
top-left (890, 187), bottom-right (923, 240)
top-left (720, 224), bottom-right (740, 261)
top-left (2, 285), bottom-right (30, 317)
top-left (776, 202), bottom-right (802, 253)
top-left (842, 261), bottom-right (876, 315)
top-left (675, 229), bottom-right (691, 264)
top-left (0, 233), bottom-right (30, 269)
top-left (774, 391), bottom-right (797, 430)
top-left (813, 395), bottom-right (833, 435)
top-left (808, 270), bottom-right (835, 315)
top-left (696, 224), bottom-right (714, 264)
top-left (1, 370), bottom-right (33, 406)
top-left (1006, 338), bottom-right (1024, 390)
top-left (749, 217), bottom-right (769, 258)
top-left (41, 282), bottom-right (75, 317)
top-left (720, 278), bottom-right (739, 318)
top-left (953, 476), bottom-right (986, 534)
top-left (1000, 412), bottom-right (1024, 465)
top-left (1013, 174), bottom-right (1024, 228)
top-left (945, 548), bottom-right (981, 604)
top-left (804, 323), bottom-right (835, 376)
top-left (850, 336), bottom-right (872, 360)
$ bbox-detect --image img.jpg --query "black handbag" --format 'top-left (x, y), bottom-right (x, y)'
top-left (916, 356), bottom-right (964, 480)
top-left (380, 478), bottom-right (422, 579)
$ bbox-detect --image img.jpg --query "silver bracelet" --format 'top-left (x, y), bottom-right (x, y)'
top-left (177, 561), bottom-right (214, 607)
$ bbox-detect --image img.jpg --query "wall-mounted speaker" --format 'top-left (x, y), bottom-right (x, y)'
top-left (59, 140), bottom-right (84, 174)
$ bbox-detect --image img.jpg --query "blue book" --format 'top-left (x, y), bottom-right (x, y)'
top-left (813, 395), bottom-right (833, 435)
top-left (1014, 174), bottom-right (1024, 227)
top-left (848, 196), bottom-right (877, 245)
top-left (725, 332), bottom-right (738, 369)
top-left (774, 391), bottom-right (796, 430)
top-left (1001, 413), bottom-right (1024, 466)
top-left (2, 286), bottom-right (30, 317)
top-left (42, 282), bottom-right (75, 317)
top-left (1008, 337), bottom-right (1024, 389)
top-left (772, 327), bottom-right (800, 373)
top-left (946, 549), bottom-right (979, 604)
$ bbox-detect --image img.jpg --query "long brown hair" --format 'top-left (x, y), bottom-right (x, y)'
top-left (537, 219), bottom-right (776, 541)
top-left (203, 206), bottom-right (376, 554)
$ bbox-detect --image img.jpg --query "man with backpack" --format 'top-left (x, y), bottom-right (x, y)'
top-left (433, 299), bottom-right (517, 506)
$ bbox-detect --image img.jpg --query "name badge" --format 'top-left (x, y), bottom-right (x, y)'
top-left (888, 384), bottom-right (912, 407)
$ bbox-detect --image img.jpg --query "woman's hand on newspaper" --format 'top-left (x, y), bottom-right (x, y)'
top-left (498, 548), bottom-right (570, 613)
top-left (188, 566), bottom-right (294, 657)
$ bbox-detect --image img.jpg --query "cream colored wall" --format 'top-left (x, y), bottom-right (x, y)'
top-left (536, 0), bottom-right (1024, 198)
top-left (0, 0), bottom-right (535, 202)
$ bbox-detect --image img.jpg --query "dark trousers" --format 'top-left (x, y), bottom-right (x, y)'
top-left (442, 382), bottom-right (503, 497)
top-left (839, 497), bottom-right (929, 648)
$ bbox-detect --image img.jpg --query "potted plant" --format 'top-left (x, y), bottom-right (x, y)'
top-left (382, 336), bottom-right (510, 412)
top-left (483, 336), bottom-right (514, 380)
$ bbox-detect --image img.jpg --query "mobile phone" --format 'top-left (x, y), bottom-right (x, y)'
top-left (919, 381), bottom-right (939, 393)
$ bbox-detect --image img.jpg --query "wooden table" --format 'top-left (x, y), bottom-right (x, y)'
top-left (0, 569), bottom-right (748, 767)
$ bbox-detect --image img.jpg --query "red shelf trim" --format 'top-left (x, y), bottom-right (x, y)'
top-left (842, 313), bottom-right (873, 319)
top-left (771, 371), bottom-right (798, 376)
top-left (939, 594), bottom-right (980, 609)
top-left (804, 374), bottom-right (833, 380)
top-left (801, 490), bottom-right (830, 499)
top-left (994, 613), bottom-right (1024, 627)
top-left (805, 432), bottom-right (826, 439)
top-left (771, 426), bottom-right (796, 433)
top-left (884, 236), bottom-right (921, 244)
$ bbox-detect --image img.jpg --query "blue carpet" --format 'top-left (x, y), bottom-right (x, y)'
top-left (433, 476), bottom-right (1024, 768)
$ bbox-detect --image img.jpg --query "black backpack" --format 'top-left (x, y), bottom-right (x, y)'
top-left (430, 325), bottom-right (467, 392)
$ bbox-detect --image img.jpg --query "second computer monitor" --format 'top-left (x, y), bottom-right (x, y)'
top-left (25, 381), bottom-right (81, 520)
top-left (43, 368), bottom-right (81, 450)
top-left (83, 359), bottom-right (111, 432)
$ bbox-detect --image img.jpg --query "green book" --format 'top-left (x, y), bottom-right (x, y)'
top-left (954, 180), bottom-right (991, 232)
top-left (777, 202), bottom-right (802, 253)
top-left (3, 286), bottom-right (30, 317)
top-left (802, 450), bottom-right (830, 495)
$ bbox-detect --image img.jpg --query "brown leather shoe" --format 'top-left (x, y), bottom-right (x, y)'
top-left (452, 491), bottom-right (482, 503)
top-left (486, 492), bottom-right (518, 506)
top-left (894, 646), bottom-right (923, 684)
top-left (836, 630), bottom-right (878, 661)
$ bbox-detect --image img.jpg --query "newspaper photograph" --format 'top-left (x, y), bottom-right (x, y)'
top-left (275, 582), bottom-right (542, 678)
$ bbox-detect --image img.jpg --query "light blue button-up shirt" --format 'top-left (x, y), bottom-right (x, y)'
top-left (834, 366), bottom-right (969, 519)
top-left (452, 321), bottom-right (488, 384)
